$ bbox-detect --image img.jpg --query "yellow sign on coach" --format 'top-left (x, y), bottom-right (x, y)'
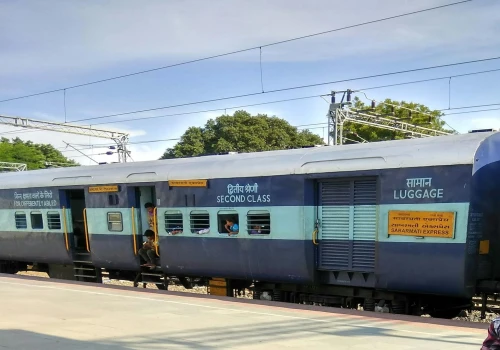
top-left (388, 210), bottom-right (456, 238)
top-left (169, 179), bottom-right (207, 187)
top-left (88, 185), bottom-right (119, 193)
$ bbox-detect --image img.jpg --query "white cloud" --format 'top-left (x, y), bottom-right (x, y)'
top-left (0, 0), bottom-right (498, 161)
top-left (0, 0), bottom-right (498, 79)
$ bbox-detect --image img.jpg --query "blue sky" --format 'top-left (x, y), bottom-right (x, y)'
top-left (0, 0), bottom-right (499, 165)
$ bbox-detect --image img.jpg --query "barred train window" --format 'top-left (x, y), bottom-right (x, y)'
top-left (164, 210), bottom-right (183, 234)
top-left (247, 210), bottom-right (271, 235)
top-left (15, 212), bottom-right (27, 229)
top-left (190, 210), bottom-right (210, 234)
top-left (217, 210), bottom-right (239, 234)
top-left (47, 212), bottom-right (61, 230)
top-left (30, 212), bottom-right (44, 230)
top-left (107, 212), bottom-right (123, 232)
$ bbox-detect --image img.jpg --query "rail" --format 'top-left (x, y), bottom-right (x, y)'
top-left (131, 207), bottom-right (137, 255)
top-left (83, 208), bottom-right (90, 252)
top-left (153, 207), bottom-right (159, 256)
top-left (62, 206), bottom-right (69, 251)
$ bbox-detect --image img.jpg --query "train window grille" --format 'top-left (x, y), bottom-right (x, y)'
top-left (190, 210), bottom-right (210, 234)
top-left (247, 210), bottom-right (271, 235)
top-left (107, 212), bottom-right (123, 232)
top-left (165, 211), bottom-right (183, 234)
top-left (217, 210), bottom-right (239, 234)
top-left (30, 212), bottom-right (44, 230)
top-left (15, 212), bottom-right (27, 229)
top-left (47, 212), bottom-right (61, 230)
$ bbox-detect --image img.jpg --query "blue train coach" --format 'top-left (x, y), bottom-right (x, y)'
top-left (1, 130), bottom-right (499, 318)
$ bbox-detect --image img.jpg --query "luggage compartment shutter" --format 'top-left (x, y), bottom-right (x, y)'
top-left (319, 178), bottom-right (377, 272)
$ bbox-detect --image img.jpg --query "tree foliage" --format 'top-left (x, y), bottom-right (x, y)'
top-left (341, 97), bottom-right (455, 144)
top-left (161, 110), bottom-right (324, 159)
top-left (0, 137), bottom-right (79, 170)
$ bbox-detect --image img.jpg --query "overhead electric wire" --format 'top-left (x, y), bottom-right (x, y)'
top-left (69, 55), bottom-right (500, 124)
top-left (0, 0), bottom-right (475, 105)
top-left (93, 95), bottom-right (323, 125)
top-left (84, 67), bottom-right (500, 126)
top-left (1, 61), bottom-right (500, 141)
top-left (2, 56), bottom-right (499, 141)
top-left (0, 95), bottom-right (325, 137)
top-left (58, 137), bottom-right (183, 153)
top-left (444, 107), bottom-right (500, 115)
top-left (357, 67), bottom-right (500, 92)
top-left (440, 102), bottom-right (500, 111)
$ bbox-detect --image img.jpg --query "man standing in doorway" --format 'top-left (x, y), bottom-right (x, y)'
top-left (144, 202), bottom-right (156, 231)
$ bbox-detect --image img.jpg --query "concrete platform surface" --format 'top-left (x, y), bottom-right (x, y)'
top-left (0, 274), bottom-right (488, 349)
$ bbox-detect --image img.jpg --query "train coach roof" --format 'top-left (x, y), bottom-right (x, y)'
top-left (0, 131), bottom-right (497, 189)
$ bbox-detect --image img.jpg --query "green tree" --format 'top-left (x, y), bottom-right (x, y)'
top-left (161, 110), bottom-right (324, 159)
top-left (340, 97), bottom-right (455, 144)
top-left (0, 137), bottom-right (79, 170)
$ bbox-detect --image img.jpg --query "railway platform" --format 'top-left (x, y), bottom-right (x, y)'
top-left (0, 274), bottom-right (489, 349)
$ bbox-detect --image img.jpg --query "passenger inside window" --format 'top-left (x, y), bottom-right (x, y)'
top-left (250, 225), bottom-right (263, 234)
top-left (139, 229), bottom-right (158, 268)
top-left (224, 217), bottom-right (239, 236)
top-left (168, 226), bottom-right (183, 235)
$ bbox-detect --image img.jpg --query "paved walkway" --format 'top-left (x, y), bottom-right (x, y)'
top-left (0, 274), bottom-right (488, 349)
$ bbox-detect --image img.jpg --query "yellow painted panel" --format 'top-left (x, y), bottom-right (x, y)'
top-left (388, 210), bottom-right (455, 238)
top-left (169, 180), bottom-right (207, 187)
top-left (88, 185), bottom-right (119, 193)
top-left (479, 240), bottom-right (490, 255)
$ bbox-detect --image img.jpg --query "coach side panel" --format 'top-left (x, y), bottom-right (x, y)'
top-left (156, 176), bottom-right (315, 283)
top-left (376, 164), bottom-right (473, 298)
top-left (0, 187), bottom-right (72, 264)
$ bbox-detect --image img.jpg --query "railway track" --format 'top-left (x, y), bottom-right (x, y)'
top-left (472, 296), bottom-right (500, 314)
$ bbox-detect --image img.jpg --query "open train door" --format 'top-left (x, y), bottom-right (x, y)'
top-left (61, 189), bottom-right (89, 254)
top-left (131, 186), bottom-right (158, 258)
top-left (49, 188), bottom-right (98, 282)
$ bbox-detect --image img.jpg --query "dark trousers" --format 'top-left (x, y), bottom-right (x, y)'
top-left (139, 248), bottom-right (156, 264)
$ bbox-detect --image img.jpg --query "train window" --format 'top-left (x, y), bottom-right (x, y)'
top-left (108, 194), bottom-right (119, 206)
top-left (30, 212), bottom-right (44, 230)
top-left (190, 210), bottom-right (210, 234)
top-left (217, 211), bottom-right (239, 235)
top-left (107, 212), bottom-right (123, 232)
top-left (15, 212), bottom-right (27, 229)
top-left (47, 212), bottom-right (61, 230)
top-left (247, 210), bottom-right (271, 235)
top-left (164, 210), bottom-right (183, 234)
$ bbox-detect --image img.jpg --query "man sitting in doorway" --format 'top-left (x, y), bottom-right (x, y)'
top-left (144, 202), bottom-right (156, 230)
top-left (139, 229), bottom-right (158, 268)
